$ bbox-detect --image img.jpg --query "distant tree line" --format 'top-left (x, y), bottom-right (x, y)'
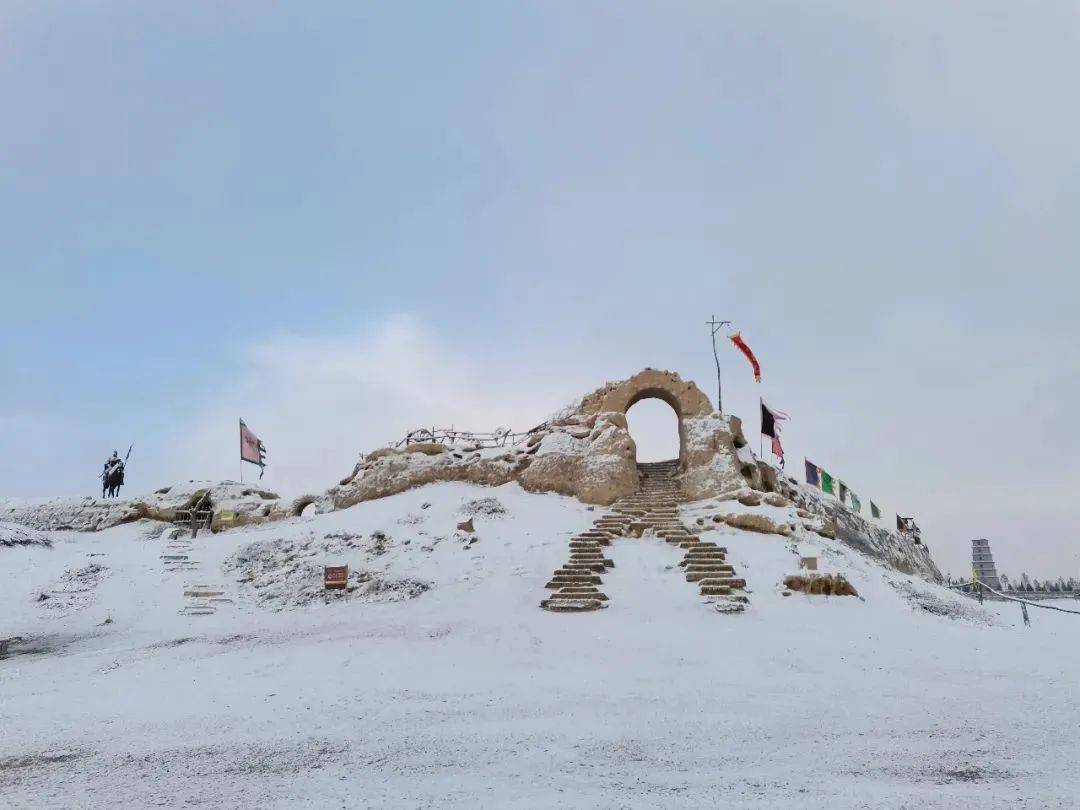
top-left (945, 573), bottom-right (1079, 594)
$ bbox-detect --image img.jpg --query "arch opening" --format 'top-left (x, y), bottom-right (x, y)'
top-left (625, 397), bottom-right (681, 463)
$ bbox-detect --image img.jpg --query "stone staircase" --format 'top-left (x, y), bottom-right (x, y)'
top-left (179, 583), bottom-right (233, 616)
top-left (541, 460), bottom-right (749, 613)
top-left (159, 527), bottom-right (233, 616)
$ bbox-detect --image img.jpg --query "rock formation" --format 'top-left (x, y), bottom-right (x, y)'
top-left (0, 367), bottom-right (942, 582)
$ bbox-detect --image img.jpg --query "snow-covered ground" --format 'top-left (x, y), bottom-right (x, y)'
top-left (2, 482), bottom-right (1078, 808)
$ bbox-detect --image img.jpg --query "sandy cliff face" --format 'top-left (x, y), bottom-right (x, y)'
top-left (328, 409), bottom-right (640, 510)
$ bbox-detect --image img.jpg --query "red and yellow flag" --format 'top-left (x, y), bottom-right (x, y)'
top-left (729, 332), bottom-right (761, 382)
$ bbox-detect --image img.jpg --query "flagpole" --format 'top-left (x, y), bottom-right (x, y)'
top-left (706, 316), bottom-right (730, 414)
top-left (239, 418), bottom-right (243, 485)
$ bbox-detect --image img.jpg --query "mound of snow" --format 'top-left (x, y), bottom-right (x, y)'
top-left (224, 531), bottom-right (431, 610)
top-left (0, 521), bottom-right (50, 548)
top-left (457, 496), bottom-right (507, 518)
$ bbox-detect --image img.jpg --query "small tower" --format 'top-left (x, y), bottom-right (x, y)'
top-left (971, 538), bottom-right (1002, 591)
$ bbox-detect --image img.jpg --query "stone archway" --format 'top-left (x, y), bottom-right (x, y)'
top-left (577, 368), bottom-right (714, 471)
top-left (331, 367), bottom-right (758, 512)
top-left (575, 368), bottom-right (756, 500)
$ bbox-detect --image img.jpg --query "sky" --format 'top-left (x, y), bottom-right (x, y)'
top-left (1, 1), bottom-right (1077, 580)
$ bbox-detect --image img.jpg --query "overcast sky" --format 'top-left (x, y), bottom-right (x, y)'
top-left (1, 2), bottom-right (1077, 579)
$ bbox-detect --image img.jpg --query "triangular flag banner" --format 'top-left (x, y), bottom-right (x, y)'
top-left (850, 492), bottom-right (861, 513)
top-left (729, 332), bottom-right (762, 382)
top-left (821, 470), bottom-right (835, 495)
top-left (804, 459), bottom-right (820, 487)
top-left (838, 481), bottom-right (849, 504)
top-left (871, 501), bottom-right (881, 519)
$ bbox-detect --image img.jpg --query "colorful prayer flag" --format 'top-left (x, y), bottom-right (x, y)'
top-left (838, 481), bottom-right (849, 504)
top-left (729, 332), bottom-right (762, 383)
top-left (850, 492), bottom-right (861, 513)
top-left (871, 501), bottom-right (881, 519)
top-left (821, 470), bottom-right (835, 495)
top-left (804, 459), bottom-right (820, 487)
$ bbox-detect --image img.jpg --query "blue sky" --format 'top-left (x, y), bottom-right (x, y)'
top-left (1, 1), bottom-right (1077, 577)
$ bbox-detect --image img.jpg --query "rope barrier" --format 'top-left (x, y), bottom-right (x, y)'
top-left (969, 578), bottom-right (1080, 616)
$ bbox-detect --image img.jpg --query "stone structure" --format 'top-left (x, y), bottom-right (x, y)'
top-left (971, 538), bottom-right (1002, 590)
top-left (328, 368), bottom-right (758, 511)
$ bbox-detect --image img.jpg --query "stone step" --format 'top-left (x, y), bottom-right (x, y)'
top-left (540, 598), bottom-right (606, 612)
top-left (687, 571), bottom-right (744, 583)
top-left (681, 556), bottom-right (726, 565)
top-left (546, 575), bottom-right (602, 588)
top-left (699, 585), bottom-right (733, 596)
top-left (183, 589), bottom-right (225, 597)
top-left (686, 569), bottom-right (736, 578)
top-left (556, 588), bottom-right (609, 601)
top-left (704, 594), bottom-right (750, 608)
top-left (694, 576), bottom-right (747, 589)
top-left (560, 563), bottom-right (606, 573)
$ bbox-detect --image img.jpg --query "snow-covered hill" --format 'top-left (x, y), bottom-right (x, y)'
top-left (2, 482), bottom-right (1077, 807)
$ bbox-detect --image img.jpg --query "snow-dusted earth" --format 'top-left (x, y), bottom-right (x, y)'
top-left (1, 482), bottom-right (1078, 808)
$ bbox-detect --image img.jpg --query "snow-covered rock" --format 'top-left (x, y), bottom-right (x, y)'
top-left (0, 521), bottom-right (51, 548)
top-left (0, 481), bottom-right (286, 533)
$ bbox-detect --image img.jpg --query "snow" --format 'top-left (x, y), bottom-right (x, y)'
top-left (2, 481), bottom-right (1078, 807)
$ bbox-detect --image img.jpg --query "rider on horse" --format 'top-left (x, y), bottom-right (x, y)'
top-left (101, 451), bottom-right (125, 498)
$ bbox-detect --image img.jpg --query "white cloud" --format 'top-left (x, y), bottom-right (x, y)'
top-left (166, 315), bottom-right (569, 496)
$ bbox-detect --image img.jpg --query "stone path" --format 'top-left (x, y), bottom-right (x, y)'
top-left (541, 460), bottom-right (748, 613)
top-left (159, 527), bottom-right (233, 616)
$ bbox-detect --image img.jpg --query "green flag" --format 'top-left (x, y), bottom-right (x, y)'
top-left (851, 493), bottom-right (861, 513)
top-left (821, 470), bottom-right (835, 495)
top-left (871, 501), bottom-right (881, 519)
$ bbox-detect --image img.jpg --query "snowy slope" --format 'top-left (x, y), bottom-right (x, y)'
top-left (1, 482), bottom-right (1078, 808)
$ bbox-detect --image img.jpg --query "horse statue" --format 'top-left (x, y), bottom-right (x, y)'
top-left (101, 460), bottom-right (125, 499)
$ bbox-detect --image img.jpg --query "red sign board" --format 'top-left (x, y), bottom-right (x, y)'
top-left (324, 565), bottom-right (348, 590)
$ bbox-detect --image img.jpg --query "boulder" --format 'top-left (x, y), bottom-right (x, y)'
top-left (783, 573), bottom-right (859, 597)
top-left (724, 512), bottom-right (790, 536)
top-left (762, 492), bottom-right (790, 508)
